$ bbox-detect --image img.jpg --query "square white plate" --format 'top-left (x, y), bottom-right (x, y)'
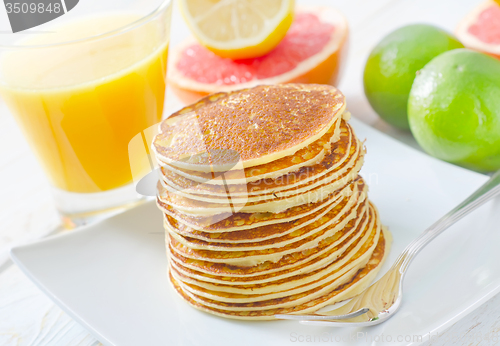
top-left (11, 118), bottom-right (500, 346)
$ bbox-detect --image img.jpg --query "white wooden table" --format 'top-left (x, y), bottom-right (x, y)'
top-left (1, 0), bottom-right (499, 345)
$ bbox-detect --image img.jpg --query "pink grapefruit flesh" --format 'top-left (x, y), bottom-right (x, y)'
top-left (456, 1), bottom-right (500, 59)
top-left (467, 4), bottom-right (500, 44)
top-left (177, 13), bottom-right (333, 85)
top-left (169, 7), bottom-right (348, 104)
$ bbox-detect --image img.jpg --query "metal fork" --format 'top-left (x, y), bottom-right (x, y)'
top-left (275, 169), bottom-right (500, 327)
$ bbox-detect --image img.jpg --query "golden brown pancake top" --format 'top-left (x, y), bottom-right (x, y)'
top-left (158, 119), bottom-right (351, 196)
top-left (154, 84), bottom-right (345, 169)
top-left (157, 117), bottom-right (343, 185)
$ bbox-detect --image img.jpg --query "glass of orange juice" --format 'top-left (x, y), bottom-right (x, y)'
top-left (0, 0), bottom-right (172, 227)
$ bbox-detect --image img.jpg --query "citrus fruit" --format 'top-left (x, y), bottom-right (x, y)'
top-left (178, 0), bottom-right (295, 60)
top-left (169, 7), bottom-right (348, 104)
top-left (408, 49), bottom-right (500, 173)
top-left (364, 24), bottom-right (464, 130)
top-left (456, 0), bottom-right (500, 59)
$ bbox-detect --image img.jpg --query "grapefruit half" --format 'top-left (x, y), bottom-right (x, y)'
top-left (456, 0), bottom-right (500, 59)
top-left (168, 6), bottom-right (349, 104)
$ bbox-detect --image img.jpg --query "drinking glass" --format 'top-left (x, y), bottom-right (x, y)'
top-left (0, 0), bottom-right (172, 227)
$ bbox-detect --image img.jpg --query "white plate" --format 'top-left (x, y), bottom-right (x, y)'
top-left (10, 118), bottom-right (500, 346)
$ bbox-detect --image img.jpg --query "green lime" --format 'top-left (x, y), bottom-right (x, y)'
top-left (364, 24), bottom-right (464, 130)
top-left (408, 49), bottom-right (500, 172)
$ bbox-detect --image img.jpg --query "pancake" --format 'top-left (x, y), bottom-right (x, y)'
top-left (159, 115), bottom-right (346, 186)
top-left (153, 84), bottom-right (392, 321)
top-left (156, 181), bottom-right (355, 232)
top-left (167, 202), bottom-right (373, 279)
top-left (165, 182), bottom-right (366, 252)
top-left (168, 204), bottom-right (378, 293)
top-left (167, 196), bottom-right (368, 267)
top-left (169, 227), bottom-right (391, 320)
top-left (163, 180), bottom-right (364, 244)
top-left (153, 84), bottom-right (345, 172)
top-left (173, 232), bottom-right (380, 311)
top-left (157, 151), bottom-right (364, 216)
top-left (159, 120), bottom-right (360, 203)
top-left (170, 220), bottom-right (379, 305)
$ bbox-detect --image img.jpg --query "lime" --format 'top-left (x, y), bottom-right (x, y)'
top-left (408, 49), bottom-right (500, 172)
top-left (364, 24), bottom-right (464, 129)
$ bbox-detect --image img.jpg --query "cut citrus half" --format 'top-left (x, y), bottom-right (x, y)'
top-left (456, 0), bottom-right (500, 59)
top-left (178, 0), bottom-right (295, 60)
top-left (169, 6), bottom-right (349, 104)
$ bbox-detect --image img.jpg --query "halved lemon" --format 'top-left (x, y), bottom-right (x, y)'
top-left (178, 0), bottom-right (295, 60)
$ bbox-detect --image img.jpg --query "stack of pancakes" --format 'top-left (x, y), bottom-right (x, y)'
top-left (153, 84), bottom-right (391, 320)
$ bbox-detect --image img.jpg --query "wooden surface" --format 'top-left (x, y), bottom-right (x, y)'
top-left (1, 0), bottom-right (500, 345)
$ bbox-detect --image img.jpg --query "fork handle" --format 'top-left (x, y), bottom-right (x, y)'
top-left (396, 169), bottom-right (500, 274)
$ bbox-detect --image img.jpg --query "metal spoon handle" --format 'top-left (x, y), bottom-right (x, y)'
top-left (394, 169), bottom-right (500, 273)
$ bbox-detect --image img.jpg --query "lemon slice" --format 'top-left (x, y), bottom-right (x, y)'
top-left (178, 0), bottom-right (295, 60)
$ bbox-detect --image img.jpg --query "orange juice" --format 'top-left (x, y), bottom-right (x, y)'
top-left (0, 15), bottom-right (169, 193)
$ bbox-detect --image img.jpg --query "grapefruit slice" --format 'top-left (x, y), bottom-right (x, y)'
top-left (169, 7), bottom-right (349, 104)
top-left (456, 0), bottom-right (500, 59)
top-left (178, 0), bottom-right (295, 60)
